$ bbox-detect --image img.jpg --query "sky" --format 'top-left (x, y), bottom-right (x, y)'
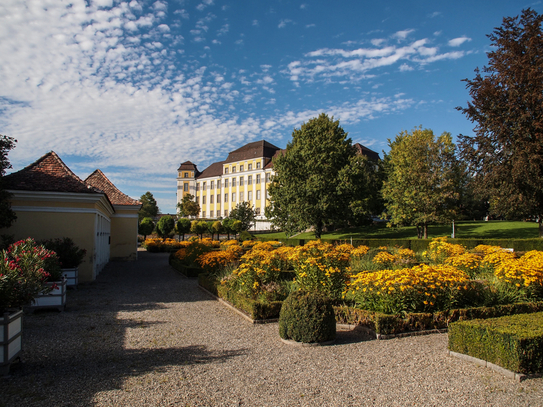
top-left (1, 0), bottom-right (540, 214)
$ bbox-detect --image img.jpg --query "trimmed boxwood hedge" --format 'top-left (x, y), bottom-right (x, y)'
top-left (216, 284), bottom-right (283, 321)
top-left (334, 301), bottom-right (543, 336)
top-left (169, 256), bottom-right (204, 277)
top-left (448, 312), bottom-right (543, 374)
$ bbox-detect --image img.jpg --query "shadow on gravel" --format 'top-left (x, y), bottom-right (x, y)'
top-left (0, 251), bottom-right (244, 406)
top-left (335, 325), bottom-right (376, 345)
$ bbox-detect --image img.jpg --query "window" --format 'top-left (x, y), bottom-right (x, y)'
top-left (248, 191), bottom-right (252, 201)
top-left (203, 182), bottom-right (206, 189)
top-left (224, 193), bottom-right (228, 202)
top-left (265, 173), bottom-right (270, 183)
top-left (211, 181), bottom-right (214, 189)
top-left (184, 172), bottom-right (188, 178)
top-left (239, 191), bottom-right (244, 201)
top-left (240, 165), bottom-right (244, 172)
top-left (196, 195), bottom-right (200, 203)
top-left (256, 190), bottom-right (261, 200)
top-left (217, 194), bottom-right (220, 203)
top-left (232, 178), bottom-right (236, 187)
top-left (232, 192), bottom-right (236, 202)
top-left (232, 166), bottom-right (236, 173)
top-left (256, 162), bottom-right (261, 169)
top-left (183, 183), bottom-right (188, 191)
top-left (240, 176), bottom-right (244, 186)
top-left (225, 167), bottom-right (229, 174)
top-left (248, 163), bottom-right (252, 170)
top-left (202, 196), bottom-right (206, 204)
top-left (196, 183), bottom-right (200, 191)
top-left (210, 195), bottom-right (214, 204)
top-left (224, 210), bottom-right (228, 217)
top-left (224, 179), bottom-right (229, 187)
top-left (248, 175), bottom-right (252, 185)
top-left (256, 174), bottom-right (261, 183)
top-left (210, 210), bottom-right (213, 218)
top-left (256, 208), bottom-right (261, 215)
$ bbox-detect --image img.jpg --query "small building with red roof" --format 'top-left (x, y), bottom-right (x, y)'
top-left (1, 152), bottom-right (141, 282)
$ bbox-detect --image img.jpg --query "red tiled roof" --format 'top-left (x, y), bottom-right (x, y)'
top-left (353, 143), bottom-right (380, 161)
top-left (4, 151), bottom-right (98, 194)
top-left (85, 169), bottom-right (141, 206)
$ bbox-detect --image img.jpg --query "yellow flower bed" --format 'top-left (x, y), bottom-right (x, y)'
top-left (494, 250), bottom-right (543, 288)
top-left (197, 250), bottom-right (240, 272)
top-left (346, 264), bottom-right (470, 313)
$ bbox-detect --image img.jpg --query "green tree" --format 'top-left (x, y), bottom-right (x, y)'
top-left (231, 219), bottom-right (242, 238)
top-left (176, 218), bottom-right (191, 241)
top-left (382, 127), bottom-right (463, 239)
top-left (457, 9), bottom-right (543, 236)
top-left (177, 193), bottom-right (200, 217)
top-left (266, 113), bottom-right (377, 238)
top-left (139, 191), bottom-right (159, 222)
top-left (190, 220), bottom-right (208, 239)
top-left (222, 218), bottom-right (235, 240)
top-left (212, 220), bottom-right (223, 240)
top-left (229, 202), bottom-right (255, 231)
top-left (138, 217), bottom-right (155, 240)
top-left (156, 215), bottom-right (175, 239)
top-left (0, 135), bottom-right (17, 229)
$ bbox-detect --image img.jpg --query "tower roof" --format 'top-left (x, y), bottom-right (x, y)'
top-left (224, 140), bottom-right (281, 163)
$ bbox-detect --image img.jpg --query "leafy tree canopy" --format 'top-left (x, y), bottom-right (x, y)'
top-left (266, 113), bottom-right (380, 238)
top-left (177, 193), bottom-right (200, 217)
top-left (138, 217), bottom-right (155, 239)
top-left (0, 135), bottom-right (17, 229)
top-left (139, 191), bottom-right (159, 222)
top-left (382, 127), bottom-right (463, 239)
top-left (156, 215), bottom-right (175, 238)
top-left (457, 9), bottom-right (543, 235)
top-left (228, 201), bottom-right (255, 231)
top-left (176, 218), bottom-right (192, 240)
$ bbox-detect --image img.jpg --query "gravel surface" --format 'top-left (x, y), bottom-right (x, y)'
top-left (1, 251), bottom-right (542, 407)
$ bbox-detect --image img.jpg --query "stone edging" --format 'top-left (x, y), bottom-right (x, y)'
top-left (447, 350), bottom-right (543, 382)
top-left (280, 338), bottom-right (336, 347)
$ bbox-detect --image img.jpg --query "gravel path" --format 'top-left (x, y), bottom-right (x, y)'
top-left (1, 251), bottom-right (542, 407)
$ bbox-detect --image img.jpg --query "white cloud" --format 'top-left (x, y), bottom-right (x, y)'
top-left (278, 19), bottom-right (294, 28)
top-left (448, 36), bottom-right (471, 47)
top-left (399, 63), bottom-right (413, 72)
top-left (391, 29), bottom-right (415, 41)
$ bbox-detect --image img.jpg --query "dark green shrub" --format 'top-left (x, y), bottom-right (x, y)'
top-left (278, 290), bottom-right (336, 343)
top-left (238, 231), bottom-right (254, 242)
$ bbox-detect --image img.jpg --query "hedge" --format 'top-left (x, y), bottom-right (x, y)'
top-left (335, 301), bottom-right (543, 336)
top-left (448, 312), bottom-right (543, 374)
top-left (216, 284), bottom-right (283, 321)
top-left (169, 257), bottom-right (204, 277)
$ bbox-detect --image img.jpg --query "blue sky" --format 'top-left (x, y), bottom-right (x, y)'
top-left (1, 0), bottom-right (540, 214)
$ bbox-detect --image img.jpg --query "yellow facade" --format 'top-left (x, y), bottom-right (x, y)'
top-left (3, 191), bottom-right (114, 282)
top-left (110, 205), bottom-right (140, 261)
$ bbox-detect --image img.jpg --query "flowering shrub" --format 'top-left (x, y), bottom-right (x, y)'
top-left (197, 250), bottom-right (241, 273)
top-left (444, 252), bottom-right (481, 278)
top-left (144, 238), bottom-right (187, 252)
top-left (0, 238), bottom-right (61, 312)
top-left (242, 240), bottom-right (258, 248)
top-left (345, 264), bottom-right (470, 314)
top-left (172, 241), bottom-right (212, 267)
top-left (351, 245), bottom-right (370, 258)
top-left (493, 250), bottom-right (543, 300)
top-left (225, 248), bottom-right (289, 301)
top-left (422, 237), bottom-right (466, 264)
top-left (220, 240), bottom-right (239, 248)
top-left (288, 240), bottom-right (351, 300)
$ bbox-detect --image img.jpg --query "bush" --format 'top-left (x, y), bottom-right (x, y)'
top-left (41, 237), bottom-right (86, 268)
top-left (239, 231), bottom-right (254, 242)
top-left (278, 290), bottom-right (336, 343)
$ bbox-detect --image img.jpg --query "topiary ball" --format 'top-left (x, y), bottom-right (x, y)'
top-left (278, 290), bottom-right (336, 343)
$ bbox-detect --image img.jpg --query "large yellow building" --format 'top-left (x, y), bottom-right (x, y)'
top-left (176, 140), bottom-right (379, 228)
top-left (176, 140), bottom-right (280, 223)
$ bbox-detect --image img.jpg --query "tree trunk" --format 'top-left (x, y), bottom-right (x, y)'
top-left (314, 220), bottom-right (323, 239)
top-left (416, 225), bottom-right (423, 239)
top-left (539, 219), bottom-right (543, 238)
top-left (423, 224), bottom-right (428, 239)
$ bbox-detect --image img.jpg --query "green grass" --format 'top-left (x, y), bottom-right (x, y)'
top-left (260, 221), bottom-right (540, 240)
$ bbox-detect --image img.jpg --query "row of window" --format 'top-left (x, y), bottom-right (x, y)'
top-left (224, 162), bottom-right (261, 174)
top-left (204, 207), bottom-right (262, 218)
top-left (198, 190), bottom-right (263, 204)
top-left (197, 173), bottom-right (270, 191)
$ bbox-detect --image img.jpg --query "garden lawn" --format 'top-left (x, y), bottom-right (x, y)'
top-left (259, 221), bottom-right (540, 240)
